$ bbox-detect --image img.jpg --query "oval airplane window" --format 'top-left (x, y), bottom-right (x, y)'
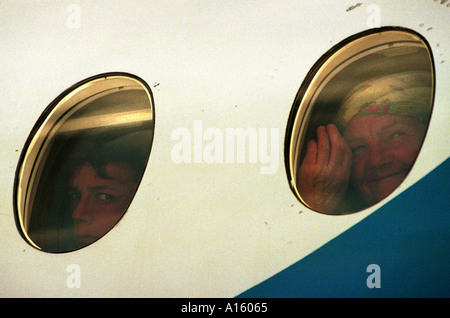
top-left (285, 28), bottom-right (434, 215)
top-left (14, 73), bottom-right (154, 252)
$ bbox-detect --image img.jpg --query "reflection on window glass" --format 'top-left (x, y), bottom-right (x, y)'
top-left (286, 28), bottom-right (434, 215)
top-left (15, 74), bottom-right (154, 252)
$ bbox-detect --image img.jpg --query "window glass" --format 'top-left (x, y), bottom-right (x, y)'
top-left (286, 28), bottom-right (434, 215)
top-left (15, 73), bottom-right (154, 252)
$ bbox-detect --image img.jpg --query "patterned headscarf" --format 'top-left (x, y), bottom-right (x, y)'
top-left (335, 71), bottom-right (432, 130)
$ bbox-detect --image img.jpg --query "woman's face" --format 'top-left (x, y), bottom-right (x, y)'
top-left (343, 114), bottom-right (426, 205)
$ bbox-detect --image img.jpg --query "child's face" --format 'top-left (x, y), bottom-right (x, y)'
top-left (69, 162), bottom-right (137, 247)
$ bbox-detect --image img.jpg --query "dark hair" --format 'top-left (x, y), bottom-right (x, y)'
top-left (66, 128), bottom-right (152, 185)
top-left (85, 130), bottom-right (151, 183)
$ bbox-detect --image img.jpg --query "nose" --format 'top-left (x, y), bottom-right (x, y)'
top-left (72, 195), bottom-right (93, 223)
top-left (367, 142), bottom-right (393, 170)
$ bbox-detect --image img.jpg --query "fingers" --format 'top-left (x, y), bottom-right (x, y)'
top-left (302, 139), bottom-right (318, 165)
top-left (302, 124), bottom-right (351, 169)
top-left (316, 125), bottom-right (330, 165)
top-left (327, 124), bottom-right (351, 167)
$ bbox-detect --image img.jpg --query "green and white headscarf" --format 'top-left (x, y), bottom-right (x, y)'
top-left (335, 71), bottom-right (433, 130)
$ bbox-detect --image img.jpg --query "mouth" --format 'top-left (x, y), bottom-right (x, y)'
top-left (368, 170), bottom-right (409, 184)
top-left (362, 170), bottom-right (410, 203)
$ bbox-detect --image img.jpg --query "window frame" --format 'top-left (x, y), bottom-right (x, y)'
top-left (284, 27), bottom-right (436, 214)
top-left (13, 72), bottom-right (155, 252)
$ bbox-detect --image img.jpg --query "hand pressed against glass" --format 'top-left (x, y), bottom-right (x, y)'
top-left (297, 124), bottom-right (352, 213)
top-left (69, 162), bottom-right (138, 247)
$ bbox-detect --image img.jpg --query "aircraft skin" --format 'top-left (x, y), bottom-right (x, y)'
top-left (0, 1), bottom-right (448, 298)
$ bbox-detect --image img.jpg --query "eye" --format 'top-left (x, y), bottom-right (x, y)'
top-left (97, 193), bottom-right (116, 202)
top-left (390, 130), bottom-right (406, 139)
top-left (68, 190), bottom-right (81, 202)
top-left (351, 145), bottom-right (367, 154)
